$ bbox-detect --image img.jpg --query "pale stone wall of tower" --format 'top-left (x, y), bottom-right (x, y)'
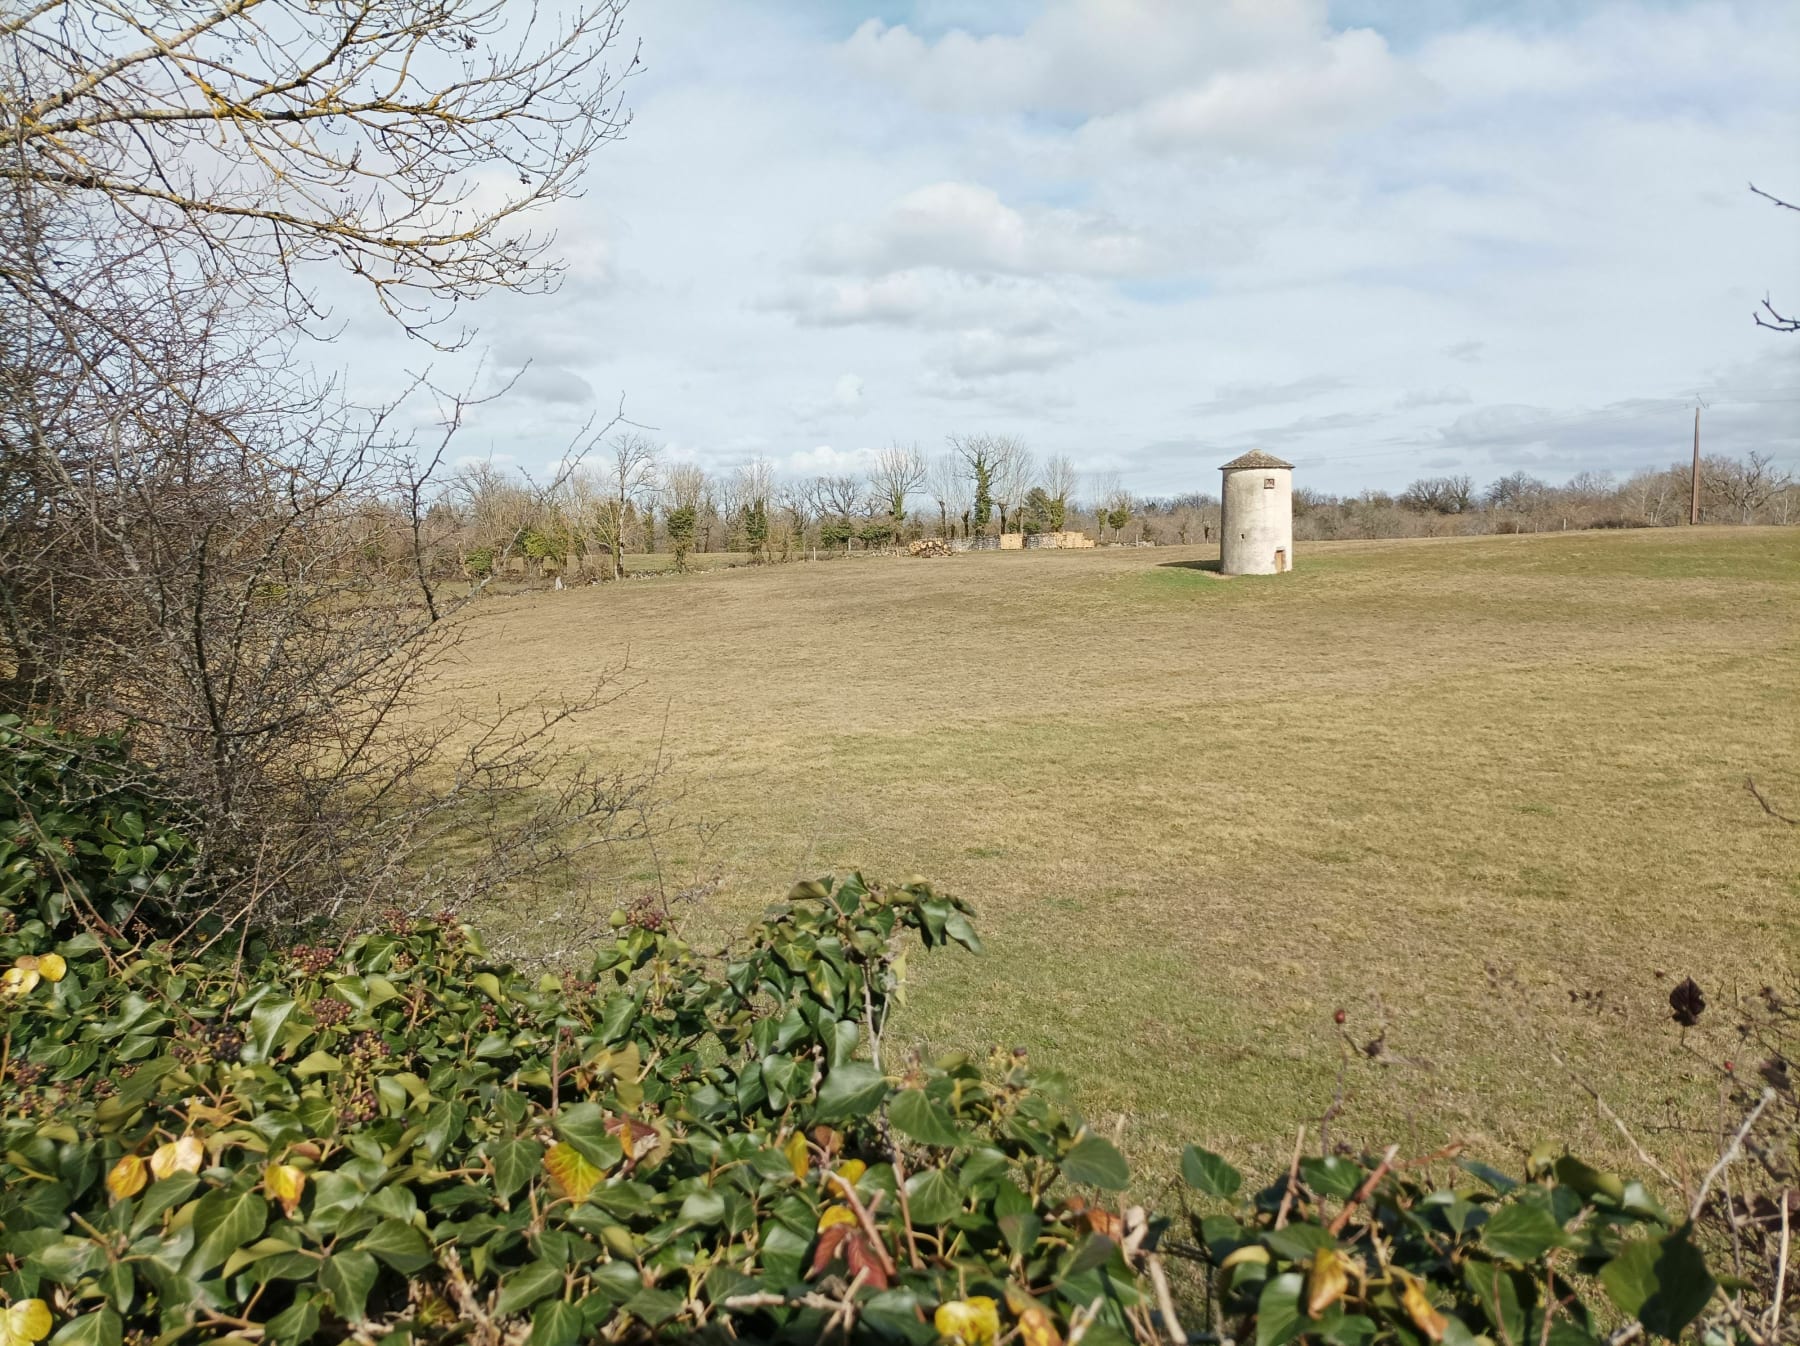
top-left (1220, 466), bottom-right (1293, 575)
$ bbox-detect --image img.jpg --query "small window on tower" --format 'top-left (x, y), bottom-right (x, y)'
top-left (1264, 477), bottom-right (1276, 489)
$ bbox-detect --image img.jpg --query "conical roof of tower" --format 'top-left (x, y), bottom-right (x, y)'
top-left (1218, 449), bottom-right (1295, 471)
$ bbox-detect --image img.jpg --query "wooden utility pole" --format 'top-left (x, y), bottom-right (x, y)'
top-left (1689, 406), bottom-right (1702, 525)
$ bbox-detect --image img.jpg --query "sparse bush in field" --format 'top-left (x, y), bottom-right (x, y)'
top-left (665, 505), bottom-right (698, 573)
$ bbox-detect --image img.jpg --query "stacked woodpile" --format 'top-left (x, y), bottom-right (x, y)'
top-left (908, 538), bottom-right (954, 558)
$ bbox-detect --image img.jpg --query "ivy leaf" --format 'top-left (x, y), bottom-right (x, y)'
top-left (358, 1219), bottom-right (433, 1274)
top-left (184, 1187), bottom-right (269, 1275)
top-left (889, 1090), bottom-right (965, 1148)
top-left (1600, 1230), bottom-right (1715, 1339)
top-left (1620, 1182), bottom-right (1671, 1225)
top-left (1061, 1134), bottom-right (1130, 1191)
top-left (1482, 1203), bottom-right (1568, 1264)
top-left (904, 1168), bottom-right (963, 1225)
top-left (530, 1299), bottom-right (583, 1346)
top-left (1459, 1160), bottom-right (1519, 1194)
top-left (128, 1175), bottom-right (197, 1238)
top-left (995, 1180), bottom-right (1041, 1257)
top-left (598, 992), bottom-right (639, 1045)
top-left (623, 1288), bottom-right (687, 1326)
top-left (943, 910), bottom-right (983, 953)
top-left (293, 1051), bottom-right (341, 1077)
top-left (814, 1062), bottom-right (887, 1122)
top-left (1181, 1146), bottom-right (1242, 1198)
top-left (1320, 1313), bottom-right (1376, 1346)
top-left (319, 1250), bottom-right (378, 1324)
top-left (264, 1291), bottom-right (320, 1346)
top-left (496, 1260), bottom-right (564, 1318)
top-left (543, 1143), bottom-right (603, 1204)
top-left (1300, 1156), bottom-right (1364, 1200)
top-left (48, 1308), bottom-right (122, 1346)
top-left (247, 997), bottom-right (294, 1064)
top-left (1265, 1224), bottom-right (1337, 1262)
top-left (1256, 1272), bottom-right (1306, 1346)
top-left (554, 1104), bottom-right (623, 1170)
top-left (489, 1136), bottom-right (543, 1201)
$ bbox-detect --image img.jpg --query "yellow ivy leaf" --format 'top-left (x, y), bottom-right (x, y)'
top-left (1307, 1248), bottom-right (1349, 1319)
top-left (150, 1135), bottom-right (204, 1180)
top-left (266, 1163), bottom-right (307, 1216)
top-left (818, 1204), bottom-right (858, 1231)
top-left (1, 966), bottom-right (40, 998)
top-left (0, 1298), bottom-right (52, 1346)
top-left (1400, 1275), bottom-right (1447, 1343)
top-left (1017, 1305), bottom-right (1064, 1346)
top-left (34, 955), bottom-right (66, 983)
top-left (934, 1297), bottom-right (1001, 1346)
top-left (543, 1142), bottom-right (602, 1204)
top-left (105, 1155), bottom-right (149, 1202)
top-left (783, 1130), bottom-right (810, 1180)
top-left (834, 1158), bottom-right (867, 1185)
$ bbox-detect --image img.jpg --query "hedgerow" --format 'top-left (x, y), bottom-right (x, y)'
top-left (0, 726), bottom-right (1721, 1345)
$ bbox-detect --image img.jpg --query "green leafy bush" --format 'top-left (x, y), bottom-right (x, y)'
top-left (0, 717), bottom-right (198, 942)
top-left (1183, 1143), bottom-right (1715, 1346)
top-left (0, 730), bottom-right (1719, 1346)
top-left (1, 854), bottom-right (1147, 1344)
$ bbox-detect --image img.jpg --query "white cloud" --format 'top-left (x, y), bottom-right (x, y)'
top-left (1396, 387), bottom-right (1472, 409)
top-left (808, 181), bottom-right (1154, 277)
top-left (841, 1), bottom-right (1332, 117)
top-left (785, 444), bottom-right (878, 476)
top-left (790, 372), bottom-right (868, 423)
top-left (928, 329), bottom-right (1072, 378)
top-left (766, 268), bottom-right (1076, 334)
top-left (1192, 376), bottom-right (1348, 415)
top-left (1095, 27), bottom-right (1422, 156)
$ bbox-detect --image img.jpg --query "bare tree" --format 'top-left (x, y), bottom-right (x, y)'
top-left (776, 482), bottom-right (813, 561)
top-left (1087, 469), bottom-right (1123, 541)
top-left (734, 458), bottom-right (775, 562)
top-left (1706, 451), bottom-right (1793, 524)
top-left (1399, 475), bottom-right (1476, 514)
top-left (990, 436), bottom-right (1036, 536)
top-left (582, 432), bottom-right (660, 580)
top-left (927, 453), bottom-right (966, 539)
top-left (871, 442), bottom-right (928, 535)
top-left (1, 1), bottom-right (637, 341)
top-left (819, 474), bottom-right (862, 553)
top-left (1045, 453), bottom-right (1080, 530)
top-left (0, 3), bottom-right (655, 934)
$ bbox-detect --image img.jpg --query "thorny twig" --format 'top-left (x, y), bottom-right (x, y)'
top-left (1328, 1144), bottom-right (1401, 1235)
top-left (1275, 1124), bottom-right (1307, 1229)
top-left (1691, 1088), bottom-right (1779, 1222)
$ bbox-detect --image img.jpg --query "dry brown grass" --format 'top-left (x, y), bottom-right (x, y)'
top-left (438, 527), bottom-right (1800, 1182)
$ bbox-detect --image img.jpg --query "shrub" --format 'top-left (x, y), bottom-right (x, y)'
top-left (0, 734), bottom-right (1721, 1346)
top-left (0, 857), bottom-right (1154, 1344)
top-left (1182, 1144), bottom-right (1715, 1346)
top-left (0, 717), bottom-right (200, 942)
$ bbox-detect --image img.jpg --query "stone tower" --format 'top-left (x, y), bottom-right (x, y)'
top-left (1219, 449), bottom-right (1294, 576)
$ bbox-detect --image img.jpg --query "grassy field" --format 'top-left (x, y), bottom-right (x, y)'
top-left (441, 527), bottom-right (1799, 1185)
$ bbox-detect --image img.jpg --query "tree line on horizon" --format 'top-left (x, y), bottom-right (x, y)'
top-left (407, 438), bottom-right (1796, 582)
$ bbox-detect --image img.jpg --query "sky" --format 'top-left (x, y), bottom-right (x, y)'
top-left (321, 0), bottom-right (1800, 500)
